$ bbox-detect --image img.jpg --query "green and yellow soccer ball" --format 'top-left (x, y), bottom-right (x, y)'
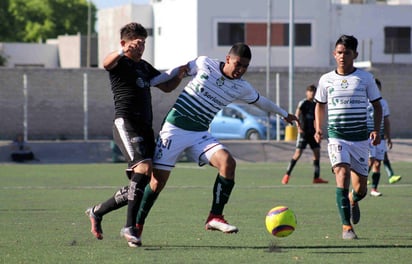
top-left (265, 206), bottom-right (297, 237)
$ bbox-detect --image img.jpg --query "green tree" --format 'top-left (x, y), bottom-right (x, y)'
top-left (1, 0), bottom-right (97, 43)
top-left (0, 0), bottom-right (17, 42)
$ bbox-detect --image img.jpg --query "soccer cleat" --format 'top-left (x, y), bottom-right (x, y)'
top-left (389, 175), bottom-right (402, 184)
top-left (370, 189), bottom-right (382, 197)
top-left (120, 226), bottom-right (142, 247)
top-left (205, 213), bottom-right (238, 233)
top-left (342, 225), bottom-right (358, 240)
top-left (350, 202), bottom-right (360, 225)
top-left (313, 177), bottom-right (329, 184)
top-left (85, 207), bottom-right (103, 240)
top-left (281, 174), bottom-right (290, 185)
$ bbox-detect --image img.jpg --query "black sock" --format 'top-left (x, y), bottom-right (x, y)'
top-left (313, 160), bottom-right (320, 179)
top-left (126, 173), bottom-right (149, 227)
top-left (93, 186), bottom-right (129, 217)
top-left (286, 159), bottom-right (297, 175)
top-left (211, 174), bottom-right (235, 215)
top-left (371, 172), bottom-right (381, 189)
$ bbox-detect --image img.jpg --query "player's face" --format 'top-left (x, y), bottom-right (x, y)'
top-left (225, 55), bottom-right (250, 79)
top-left (333, 44), bottom-right (358, 74)
top-left (306, 90), bottom-right (314, 100)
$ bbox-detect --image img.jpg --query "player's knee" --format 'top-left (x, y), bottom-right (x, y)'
top-left (132, 160), bottom-right (152, 176)
top-left (220, 154), bottom-right (236, 178)
top-left (150, 169), bottom-right (170, 192)
top-left (149, 177), bottom-right (166, 192)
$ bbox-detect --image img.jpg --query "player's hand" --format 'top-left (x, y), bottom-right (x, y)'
top-left (125, 39), bottom-right (145, 55)
top-left (177, 64), bottom-right (189, 79)
top-left (369, 131), bottom-right (381, 146)
top-left (387, 138), bottom-right (393, 150)
top-left (284, 113), bottom-right (300, 127)
top-left (314, 130), bottom-right (323, 143)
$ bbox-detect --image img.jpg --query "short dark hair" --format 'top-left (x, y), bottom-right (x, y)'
top-left (229, 43), bottom-right (252, 60)
top-left (307, 84), bottom-right (317, 92)
top-left (335, 35), bottom-right (358, 52)
top-left (120, 22), bottom-right (148, 41)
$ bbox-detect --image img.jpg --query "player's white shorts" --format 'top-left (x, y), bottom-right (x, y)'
top-left (369, 139), bottom-right (387, 161)
top-left (327, 138), bottom-right (369, 177)
top-left (153, 122), bottom-right (227, 171)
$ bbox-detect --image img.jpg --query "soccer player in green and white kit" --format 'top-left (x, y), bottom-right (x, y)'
top-left (367, 78), bottom-right (401, 197)
top-left (314, 35), bottom-right (382, 240)
top-left (135, 43), bottom-right (299, 242)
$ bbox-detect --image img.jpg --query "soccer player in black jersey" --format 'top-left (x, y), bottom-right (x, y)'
top-left (85, 22), bottom-right (186, 247)
top-left (282, 84), bottom-right (328, 184)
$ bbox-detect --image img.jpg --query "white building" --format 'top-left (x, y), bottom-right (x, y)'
top-left (0, 0), bottom-right (410, 69)
top-left (98, 0), bottom-right (412, 69)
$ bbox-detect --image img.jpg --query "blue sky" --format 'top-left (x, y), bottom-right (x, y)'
top-left (91, 0), bottom-right (149, 10)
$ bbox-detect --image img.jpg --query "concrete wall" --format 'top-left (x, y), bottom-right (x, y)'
top-left (0, 43), bottom-right (59, 68)
top-left (0, 64), bottom-right (411, 140)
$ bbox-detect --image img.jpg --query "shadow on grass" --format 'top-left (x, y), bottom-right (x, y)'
top-left (141, 243), bottom-right (412, 252)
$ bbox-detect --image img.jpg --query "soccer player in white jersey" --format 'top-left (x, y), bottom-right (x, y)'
top-left (314, 35), bottom-right (382, 240)
top-left (367, 78), bottom-right (401, 197)
top-left (134, 43), bottom-right (299, 240)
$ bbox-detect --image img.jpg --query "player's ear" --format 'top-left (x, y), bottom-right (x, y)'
top-left (353, 51), bottom-right (358, 59)
top-left (225, 55), bottom-right (231, 64)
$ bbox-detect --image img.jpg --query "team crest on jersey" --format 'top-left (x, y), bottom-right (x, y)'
top-left (330, 152), bottom-right (337, 164)
top-left (216, 77), bottom-right (225, 87)
top-left (136, 77), bottom-right (149, 88)
top-left (341, 79), bottom-right (349, 89)
top-left (200, 73), bottom-right (209, 80)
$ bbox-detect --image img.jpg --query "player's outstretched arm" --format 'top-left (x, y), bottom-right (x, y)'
top-left (254, 96), bottom-right (299, 126)
top-left (152, 65), bottom-right (189, 92)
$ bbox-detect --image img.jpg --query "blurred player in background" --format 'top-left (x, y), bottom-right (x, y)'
top-left (383, 152), bottom-right (402, 184)
top-left (367, 78), bottom-right (401, 197)
top-left (282, 84), bottom-right (328, 185)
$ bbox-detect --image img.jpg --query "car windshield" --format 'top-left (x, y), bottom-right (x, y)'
top-left (235, 104), bottom-right (267, 117)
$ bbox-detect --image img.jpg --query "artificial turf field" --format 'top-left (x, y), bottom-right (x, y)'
top-left (1, 162), bottom-right (411, 263)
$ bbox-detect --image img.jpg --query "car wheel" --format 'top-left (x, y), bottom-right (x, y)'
top-left (246, 129), bottom-right (260, 140)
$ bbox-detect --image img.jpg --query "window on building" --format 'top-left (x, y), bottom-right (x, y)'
top-left (384, 26), bottom-right (411, 54)
top-left (218, 23), bottom-right (245, 45)
top-left (217, 22), bottom-right (311, 47)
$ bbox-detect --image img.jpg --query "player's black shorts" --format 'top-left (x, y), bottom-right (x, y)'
top-left (296, 133), bottom-right (320, 150)
top-left (112, 117), bottom-right (155, 168)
